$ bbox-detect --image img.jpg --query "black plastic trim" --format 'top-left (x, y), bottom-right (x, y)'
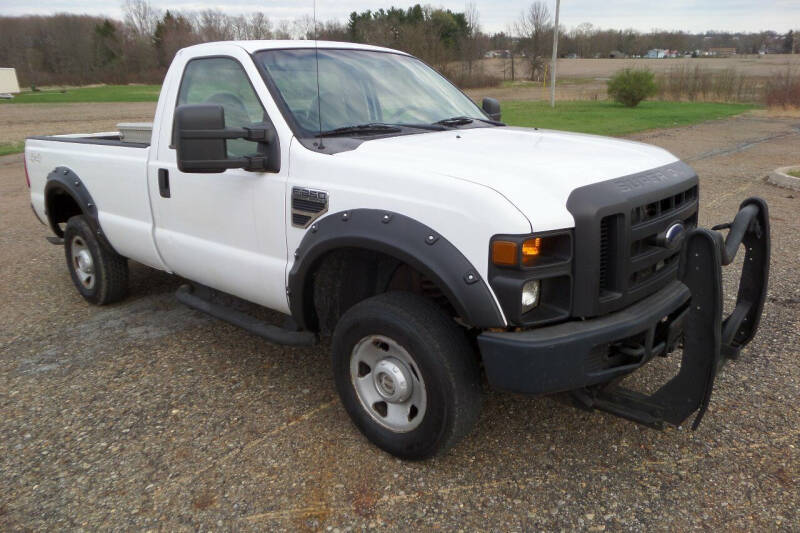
top-left (288, 209), bottom-right (505, 330)
top-left (27, 135), bottom-right (149, 148)
top-left (567, 160), bottom-right (699, 317)
top-left (176, 284), bottom-right (316, 346)
top-left (43, 166), bottom-right (117, 252)
top-left (477, 280), bottom-right (691, 395)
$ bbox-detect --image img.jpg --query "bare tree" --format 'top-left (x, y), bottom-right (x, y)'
top-left (123, 0), bottom-right (158, 37)
top-left (515, 2), bottom-right (553, 81)
top-left (196, 10), bottom-right (235, 41)
top-left (241, 12), bottom-right (273, 40)
top-left (273, 20), bottom-right (294, 40)
top-left (461, 2), bottom-right (482, 75)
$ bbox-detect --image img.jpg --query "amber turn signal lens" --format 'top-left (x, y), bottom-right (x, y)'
top-left (521, 238), bottom-right (542, 266)
top-left (492, 240), bottom-right (518, 266)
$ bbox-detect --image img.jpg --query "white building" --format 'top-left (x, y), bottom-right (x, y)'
top-left (0, 68), bottom-right (20, 98)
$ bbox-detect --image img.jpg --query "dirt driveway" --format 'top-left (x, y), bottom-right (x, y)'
top-left (1, 111), bottom-right (798, 531)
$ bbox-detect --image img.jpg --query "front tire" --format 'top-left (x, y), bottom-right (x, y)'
top-left (63, 215), bottom-right (128, 305)
top-left (332, 292), bottom-right (482, 459)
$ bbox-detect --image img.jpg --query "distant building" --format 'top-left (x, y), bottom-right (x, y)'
top-left (645, 49), bottom-right (668, 59)
top-left (608, 50), bottom-right (628, 58)
top-left (0, 68), bottom-right (20, 99)
top-left (483, 50), bottom-right (513, 59)
top-left (708, 47), bottom-right (737, 56)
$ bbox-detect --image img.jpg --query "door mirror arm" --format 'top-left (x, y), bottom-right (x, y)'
top-left (175, 104), bottom-right (274, 174)
top-left (180, 125), bottom-right (274, 143)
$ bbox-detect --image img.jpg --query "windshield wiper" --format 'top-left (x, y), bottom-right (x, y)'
top-left (434, 116), bottom-right (474, 126)
top-left (317, 123), bottom-right (401, 137)
top-left (433, 115), bottom-right (505, 127)
top-left (392, 123), bottom-right (449, 131)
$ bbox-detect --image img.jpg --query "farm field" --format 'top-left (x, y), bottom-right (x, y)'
top-left (479, 54), bottom-right (800, 80)
top-left (467, 54), bottom-right (800, 102)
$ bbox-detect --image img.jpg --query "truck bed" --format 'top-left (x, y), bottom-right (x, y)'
top-left (25, 132), bottom-right (164, 270)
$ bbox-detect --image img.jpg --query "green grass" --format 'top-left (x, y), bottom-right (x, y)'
top-left (787, 168), bottom-right (800, 178)
top-left (0, 85), bottom-right (161, 104)
top-left (0, 142), bottom-right (24, 156)
top-left (502, 100), bottom-right (757, 136)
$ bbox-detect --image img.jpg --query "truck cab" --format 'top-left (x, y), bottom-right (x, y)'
top-left (25, 41), bottom-right (770, 459)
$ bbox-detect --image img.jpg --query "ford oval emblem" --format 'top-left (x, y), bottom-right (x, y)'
top-left (664, 222), bottom-right (685, 248)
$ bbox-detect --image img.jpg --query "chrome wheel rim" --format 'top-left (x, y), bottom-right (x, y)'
top-left (70, 236), bottom-right (95, 290)
top-left (350, 335), bottom-right (427, 432)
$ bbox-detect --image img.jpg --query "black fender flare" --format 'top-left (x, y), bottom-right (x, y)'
top-left (287, 209), bottom-right (506, 331)
top-left (44, 166), bottom-right (115, 251)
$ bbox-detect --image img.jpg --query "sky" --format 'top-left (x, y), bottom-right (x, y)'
top-left (0, 0), bottom-right (797, 34)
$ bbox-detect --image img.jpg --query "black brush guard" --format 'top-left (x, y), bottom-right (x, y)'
top-left (573, 197), bottom-right (770, 429)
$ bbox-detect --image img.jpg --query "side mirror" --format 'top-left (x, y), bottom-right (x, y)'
top-left (482, 97), bottom-right (502, 122)
top-left (175, 104), bottom-right (271, 173)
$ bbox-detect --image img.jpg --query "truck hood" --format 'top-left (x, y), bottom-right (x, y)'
top-left (344, 126), bottom-right (679, 231)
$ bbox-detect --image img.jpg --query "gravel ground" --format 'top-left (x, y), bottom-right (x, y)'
top-left (1, 111), bottom-right (798, 531)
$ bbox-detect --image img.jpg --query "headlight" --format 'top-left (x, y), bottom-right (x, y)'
top-left (521, 280), bottom-right (541, 313)
top-left (491, 234), bottom-right (570, 268)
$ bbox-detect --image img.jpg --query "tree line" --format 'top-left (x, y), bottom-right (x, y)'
top-left (0, 0), bottom-right (796, 87)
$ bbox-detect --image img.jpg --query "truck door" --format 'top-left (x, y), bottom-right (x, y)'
top-left (148, 52), bottom-right (289, 313)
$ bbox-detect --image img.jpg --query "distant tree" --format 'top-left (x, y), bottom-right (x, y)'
top-left (515, 2), bottom-right (552, 81)
top-left (153, 11), bottom-right (195, 67)
top-left (93, 20), bottom-right (120, 71)
top-left (123, 0), bottom-right (158, 38)
top-left (784, 30), bottom-right (794, 53)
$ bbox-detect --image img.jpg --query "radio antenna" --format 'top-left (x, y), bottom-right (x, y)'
top-left (314, 0), bottom-right (325, 149)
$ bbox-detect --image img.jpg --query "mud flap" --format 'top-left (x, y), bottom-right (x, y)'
top-left (575, 197), bottom-right (770, 429)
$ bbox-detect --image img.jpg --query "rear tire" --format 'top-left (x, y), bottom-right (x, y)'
top-left (63, 215), bottom-right (128, 305)
top-left (332, 292), bottom-right (482, 459)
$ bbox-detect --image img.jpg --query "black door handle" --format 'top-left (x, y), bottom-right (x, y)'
top-left (158, 169), bottom-right (170, 198)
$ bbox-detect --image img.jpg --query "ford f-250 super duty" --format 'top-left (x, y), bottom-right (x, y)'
top-left (25, 41), bottom-right (770, 459)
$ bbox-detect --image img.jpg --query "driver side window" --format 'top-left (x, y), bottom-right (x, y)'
top-left (177, 57), bottom-right (266, 158)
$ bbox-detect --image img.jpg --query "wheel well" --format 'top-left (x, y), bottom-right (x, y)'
top-left (45, 187), bottom-right (83, 237)
top-left (306, 248), bottom-right (457, 335)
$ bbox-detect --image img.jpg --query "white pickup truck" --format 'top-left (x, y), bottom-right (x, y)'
top-left (25, 40), bottom-right (770, 459)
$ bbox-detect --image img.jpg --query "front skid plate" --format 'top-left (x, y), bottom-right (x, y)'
top-left (576, 197), bottom-right (770, 430)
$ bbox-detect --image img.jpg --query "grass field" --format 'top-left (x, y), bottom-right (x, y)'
top-left (501, 100), bottom-right (757, 136)
top-left (0, 85), bottom-right (161, 104)
top-left (0, 142), bottom-right (24, 156)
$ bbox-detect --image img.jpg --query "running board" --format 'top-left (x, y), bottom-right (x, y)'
top-left (176, 284), bottom-right (317, 346)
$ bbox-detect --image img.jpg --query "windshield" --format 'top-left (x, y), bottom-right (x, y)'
top-left (255, 48), bottom-right (487, 135)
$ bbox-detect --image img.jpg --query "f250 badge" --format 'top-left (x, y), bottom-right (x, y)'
top-left (291, 187), bottom-right (329, 228)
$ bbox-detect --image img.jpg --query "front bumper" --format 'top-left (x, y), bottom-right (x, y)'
top-left (478, 197), bottom-right (770, 429)
top-left (478, 280), bottom-right (690, 395)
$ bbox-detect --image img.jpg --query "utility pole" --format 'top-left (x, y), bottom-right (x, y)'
top-left (550, 0), bottom-right (560, 108)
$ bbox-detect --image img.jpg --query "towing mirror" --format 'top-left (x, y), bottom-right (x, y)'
top-left (482, 97), bottom-right (501, 122)
top-left (175, 104), bottom-right (271, 173)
